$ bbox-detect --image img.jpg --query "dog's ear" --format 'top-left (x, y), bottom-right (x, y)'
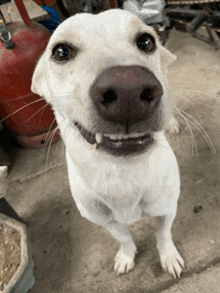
top-left (159, 45), bottom-right (177, 68)
top-left (31, 53), bottom-right (49, 99)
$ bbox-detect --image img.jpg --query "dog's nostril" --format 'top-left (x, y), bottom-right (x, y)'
top-left (140, 88), bottom-right (154, 103)
top-left (102, 89), bottom-right (118, 105)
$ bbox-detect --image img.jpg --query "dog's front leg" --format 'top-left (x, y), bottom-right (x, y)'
top-left (105, 220), bottom-right (137, 275)
top-left (156, 214), bottom-right (185, 279)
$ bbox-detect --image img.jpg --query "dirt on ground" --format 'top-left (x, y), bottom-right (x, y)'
top-left (0, 223), bottom-right (21, 291)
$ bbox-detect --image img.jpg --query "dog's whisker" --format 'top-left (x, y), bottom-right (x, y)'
top-left (46, 113), bottom-right (73, 166)
top-left (0, 97), bottom-right (46, 124)
top-left (39, 125), bottom-right (56, 165)
top-left (173, 93), bottom-right (204, 126)
top-left (38, 117), bottom-right (59, 175)
top-left (42, 127), bottom-right (58, 175)
top-left (41, 127), bottom-right (56, 160)
top-left (177, 108), bottom-right (216, 154)
top-left (24, 103), bottom-right (49, 124)
top-left (45, 126), bottom-right (61, 174)
top-left (51, 126), bottom-right (65, 160)
top-left (171, 114), bottom-right (192, 151)
top-left (42, 117), bottom-right (58, 150)
top-left (189, 119), bottom-right (215, 155)
top-left (174, 108), bottom-right (215, 155)
top-left (43, 115), bottom-right (62, 171)
top-left (174, 108), bottom-right (198, 156)
top-left (172, 89), bottom-right (220, 102)
top-left (57, 136), bottom-right (65, 160)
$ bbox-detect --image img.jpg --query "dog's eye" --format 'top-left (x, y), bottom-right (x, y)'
top-left (52, 44), bottom-right (75, 62)
top-left (136, 33), bottom-right (156, 53)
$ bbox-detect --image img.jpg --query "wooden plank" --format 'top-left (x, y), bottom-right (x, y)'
top-left (23, 0), bottom-right (49, 21)
top-left (0, 0), bottom-right (48, 24)
top-left (0, 3), bottom-right (11, 23)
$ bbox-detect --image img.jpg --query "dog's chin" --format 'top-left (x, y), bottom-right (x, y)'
top-left (74, 121), bottom-right (154, 156)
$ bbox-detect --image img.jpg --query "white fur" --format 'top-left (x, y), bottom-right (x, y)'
top-left (32, 9), bottom-right (184, 278)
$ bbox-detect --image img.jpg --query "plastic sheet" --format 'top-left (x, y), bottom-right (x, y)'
top-left (123, 0), bottom-right (166, 24)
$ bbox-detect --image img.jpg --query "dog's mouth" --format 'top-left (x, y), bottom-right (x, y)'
top-left (74, 122), bottom-right (154, 156)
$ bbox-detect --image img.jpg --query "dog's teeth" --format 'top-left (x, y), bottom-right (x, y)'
top-left (131, 133), bottom-right (144, 138)
top-left (104, 133), bottom-right (146, 140)
top-left (103, 134), bottom-right (116, 140)
top-left (116, 134), bottom-right (125, 140)
top-left (109, 134), bottom-right (119, 140)
top-left (95, 133), bottom-right (102, 144)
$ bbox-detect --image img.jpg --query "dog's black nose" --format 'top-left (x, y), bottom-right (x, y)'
top-left (90, 66), bottom-right (163, 127)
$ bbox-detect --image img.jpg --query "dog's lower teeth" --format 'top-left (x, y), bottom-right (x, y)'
top-left (104, 133), bottom-right (146, 140)
top-left (95, 133), bottom-right (102, 144)
top-left (109, 134), bottom-right (119, 140)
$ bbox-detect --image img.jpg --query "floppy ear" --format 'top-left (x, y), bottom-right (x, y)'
top-left (159, 45), bottom-right (177, 68)
top-left (31, 53), bottom-right (50, 99)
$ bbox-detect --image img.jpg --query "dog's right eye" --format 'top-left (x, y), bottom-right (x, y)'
top-left (52, 44), bottom-right (76, 62)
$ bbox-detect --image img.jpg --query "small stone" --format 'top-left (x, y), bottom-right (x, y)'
top-left (193, 205), bottom-right (203, 213)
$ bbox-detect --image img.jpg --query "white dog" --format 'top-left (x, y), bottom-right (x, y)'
top-left (31, 9), bottom-right (184, 278)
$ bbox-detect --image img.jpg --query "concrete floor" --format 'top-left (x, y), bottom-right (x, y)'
top-left (4, 29), bottom-right (220, 292)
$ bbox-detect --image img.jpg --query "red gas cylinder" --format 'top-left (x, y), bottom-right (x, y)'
top-left (0, 2), bottom-right (59, 148)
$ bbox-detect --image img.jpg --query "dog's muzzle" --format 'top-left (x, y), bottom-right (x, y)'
top-left (75, 65), bottom-right (163, 156)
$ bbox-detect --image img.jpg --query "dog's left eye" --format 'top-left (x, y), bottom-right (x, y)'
top-left (136, 33), bottom-right (156, 53)
top-left (52, 44), bottom-right (76, 62)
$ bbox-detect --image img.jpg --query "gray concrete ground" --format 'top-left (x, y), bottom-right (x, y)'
top-left (3, 29), bottom-right (220, 292)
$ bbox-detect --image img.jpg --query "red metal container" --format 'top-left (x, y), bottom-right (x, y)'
top-left (33, 0), bottom-right (56, 6)
top-left (0, 1), bottom-right (59, 148)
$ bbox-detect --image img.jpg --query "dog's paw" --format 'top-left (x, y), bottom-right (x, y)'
top-left (114, 246), bottom-right (136, 275)
top-left (158, 241), bottom-right (184, 279)
top-left (165, 116), bottom-right (179, 134)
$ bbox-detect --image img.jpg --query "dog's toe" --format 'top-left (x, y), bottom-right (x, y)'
top-left (114, 247), bottom-right (136, 275)
top-left (162, 252), bottom-right (184, 279)
top-left (159, 242), bottom-right (184, 279)
top-left (114, 257), bottom-right (135, 275)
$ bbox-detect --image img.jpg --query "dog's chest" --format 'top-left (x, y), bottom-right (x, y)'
top-left (67, 150), bottom-right (167, 224)
top-left (66, 133), bottom-right (179, 225)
